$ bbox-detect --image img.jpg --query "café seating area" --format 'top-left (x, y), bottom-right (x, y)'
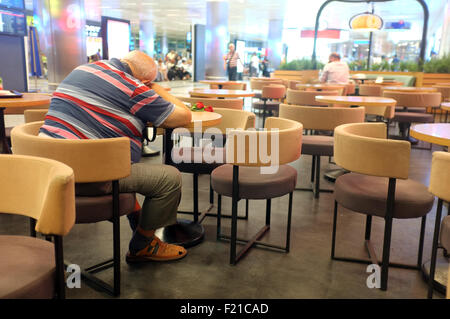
top-left (1, 77), bottom-right (449, 300)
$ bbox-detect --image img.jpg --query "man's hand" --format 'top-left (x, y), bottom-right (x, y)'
top-left (150, 83), bottom-right (192, 128)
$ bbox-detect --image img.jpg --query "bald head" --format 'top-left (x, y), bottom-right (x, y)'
top-left (121, 50), bottom-right (158, 82)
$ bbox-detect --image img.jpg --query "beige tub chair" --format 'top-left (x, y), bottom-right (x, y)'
top-left (285, 89), bottom-right (340, 106)
top-left (279, 104), bottom-right (365, 198)
top-left (427, 151), bottom-right (450, 298)
top-left (211, 117), bottom-right (303, 264)
top-left (0, 154), bottom-right (75, 299)
top-left (359, 84), bottom-right (383, 97)
top-left (332, 122), bottom-right (434, 291)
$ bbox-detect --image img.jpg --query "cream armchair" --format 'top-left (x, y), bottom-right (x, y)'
top-left (332, 122), bottom-right (434, 291)
top-left (0, 154), bottom-right (75, 299)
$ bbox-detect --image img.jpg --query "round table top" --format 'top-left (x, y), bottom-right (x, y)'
top-left (441, 102), bottom-right (450, 111)
top-left (189, 89), bottom-right (255, 98)
top-left (186, 111), bottom-right (222, 129)
top-left (382, 86), bottom-right (438, 92)
top-left (0, 93), bottom-right (51, 108)
top-left (296, 83), bottom-right (346, 90)
top-left (315, 95), bottom-right (397, 107)
top-left (410, 123), bottom-right (450, 147)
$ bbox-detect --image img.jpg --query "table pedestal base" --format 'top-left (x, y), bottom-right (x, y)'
top-left (422, 258), bottom-right (448, 296)
top-left (155, 219), bottom-right (205, 248)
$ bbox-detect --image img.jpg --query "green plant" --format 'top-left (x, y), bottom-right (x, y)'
top-left (279, 58), bottom-right (324, 70)
top-left (423, 55), bottom-right (450, 73)
top-left (398, 61), bottom-right (420, 72)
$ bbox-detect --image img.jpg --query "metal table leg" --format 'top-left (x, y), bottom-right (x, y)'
top-left (155, 128), bottom-right (205, 248)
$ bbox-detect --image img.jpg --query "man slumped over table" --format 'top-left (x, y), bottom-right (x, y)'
top-left (39, 50), bottom-right (192, 262)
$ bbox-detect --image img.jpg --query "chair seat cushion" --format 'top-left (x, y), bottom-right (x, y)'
top-left (395, 107), bottom-right (426, 113)
top-left (211, 164), bottom-right (297, 199)
top-left (172, 147), bottom-right (226, 174)
top-left (301, 135), bottom-right (334, 156)
top-left (252, 101), bottom-right (281, 111)
top-left (76, 193), bottom-right (136, 223)
top-left (393, 112), bottom-right (434, 123)
top-left (0, 235), bottom-right (55, 299)
top-left (335, 173), bottom-right (434, 219)
top-left (440, 216), bottom-right (450, 251)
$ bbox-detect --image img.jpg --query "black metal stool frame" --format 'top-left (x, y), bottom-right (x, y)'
top-left (331, 177), bottom-right (427, 291)
top-left (216, 165), bottom-right (294, 265)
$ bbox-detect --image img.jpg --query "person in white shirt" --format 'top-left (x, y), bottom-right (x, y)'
top-left (250, 53), bottom-right (260, 77)
top-left (320, 53), bottom-right (349, 84)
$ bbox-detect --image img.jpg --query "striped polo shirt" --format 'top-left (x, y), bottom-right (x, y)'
top-left (40, 58), bottom-right (174, 163)
top-left (226, 51), bottom-right (240, 68)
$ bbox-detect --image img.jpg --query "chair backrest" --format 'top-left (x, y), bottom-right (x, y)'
top-left (250, 79), bottom-right (266, 91)
top-left (24, 109), bottom-right (48, 123)
top-left (382, 91), bottom-right (442, 108)
top-left (11, 121), bottom-right (131, 183)
top-left (213, 108), bottom-right (255, 133)
top-left (0, 154), bottom-right (75, 236)
top-left (288, 80), bottom-right (304, 90)
top-left (220, 83), bottom-right (247, 90)
top-left (334, 122), bottom-right (411, 179)
top-left (279, 104), bottom-right (365, 131)
top-left (363, 104), bottom-right (395, 119)
top-left (345, 83), bottom-right (356, 95)
top-left (175, 96), bottom-right (243, 110)
top-left (359, 84), bottom-right (383, 97)
top-left (433, 86), bottom-right (450, 101)
top-left (429, 151), bottom-right (450, 202)
top-left (262, 84), bottom-right (286, 99)
top-left (226, 117), bottom-right (302, 167)
top-left (305, 85), bottom-right (345, 96)
top-left (285, 89), bottom-right (339, 106)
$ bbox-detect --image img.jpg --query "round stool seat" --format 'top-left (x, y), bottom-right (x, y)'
top-left (211, 164), bottom-right (297, 199)
top-left (252, 100), bottom-right (281, 111)
top-left (301, 135), bottom-right (334, 156)
top-left (335, 173), bottom-right (434, 219)
top-left (0, 235), bottom-right (55, 299)
top-left (440, 216), bottom-right (450, 251)
top-left (395, 107), bottom-right (426, 113)
top-left (172, 147), bottom-right (226, 174)
top-left (393, 112), bottom-right (434, 123)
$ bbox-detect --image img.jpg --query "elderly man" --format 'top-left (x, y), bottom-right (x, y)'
top-left (39, 50), bottom-right (192, 263)
top-left (320, 52), bottom-right (350, 84)
top-left (223, 43), bottom-right (241, 81)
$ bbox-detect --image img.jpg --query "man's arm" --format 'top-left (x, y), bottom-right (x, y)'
top-left (149, 83), bottom-right (192, 128)
top-left (320, 64), bottom-right (329, 83)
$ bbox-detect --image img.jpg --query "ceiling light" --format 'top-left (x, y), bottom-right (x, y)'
top-left (349, 2), bottom-right (383, 32)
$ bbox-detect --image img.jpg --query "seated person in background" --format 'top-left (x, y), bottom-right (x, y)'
top-left (180, 58), bottom-right (192, 80)
top-left (156, 58), bottom-right (168, 81)
top-left (39, 50), bottom-right (192, 263)
top-left (320, 52), bottom-right (349, 84)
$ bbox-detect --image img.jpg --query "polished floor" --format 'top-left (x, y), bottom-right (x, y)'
top-left (1, 80), bottom-right (448, 299)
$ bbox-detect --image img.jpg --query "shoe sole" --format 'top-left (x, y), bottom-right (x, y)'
top-left (125, 251), bottom-right (187, 264)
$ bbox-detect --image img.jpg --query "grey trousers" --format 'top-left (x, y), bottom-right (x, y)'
top-left (119, 163), bottom-right (182, 230)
